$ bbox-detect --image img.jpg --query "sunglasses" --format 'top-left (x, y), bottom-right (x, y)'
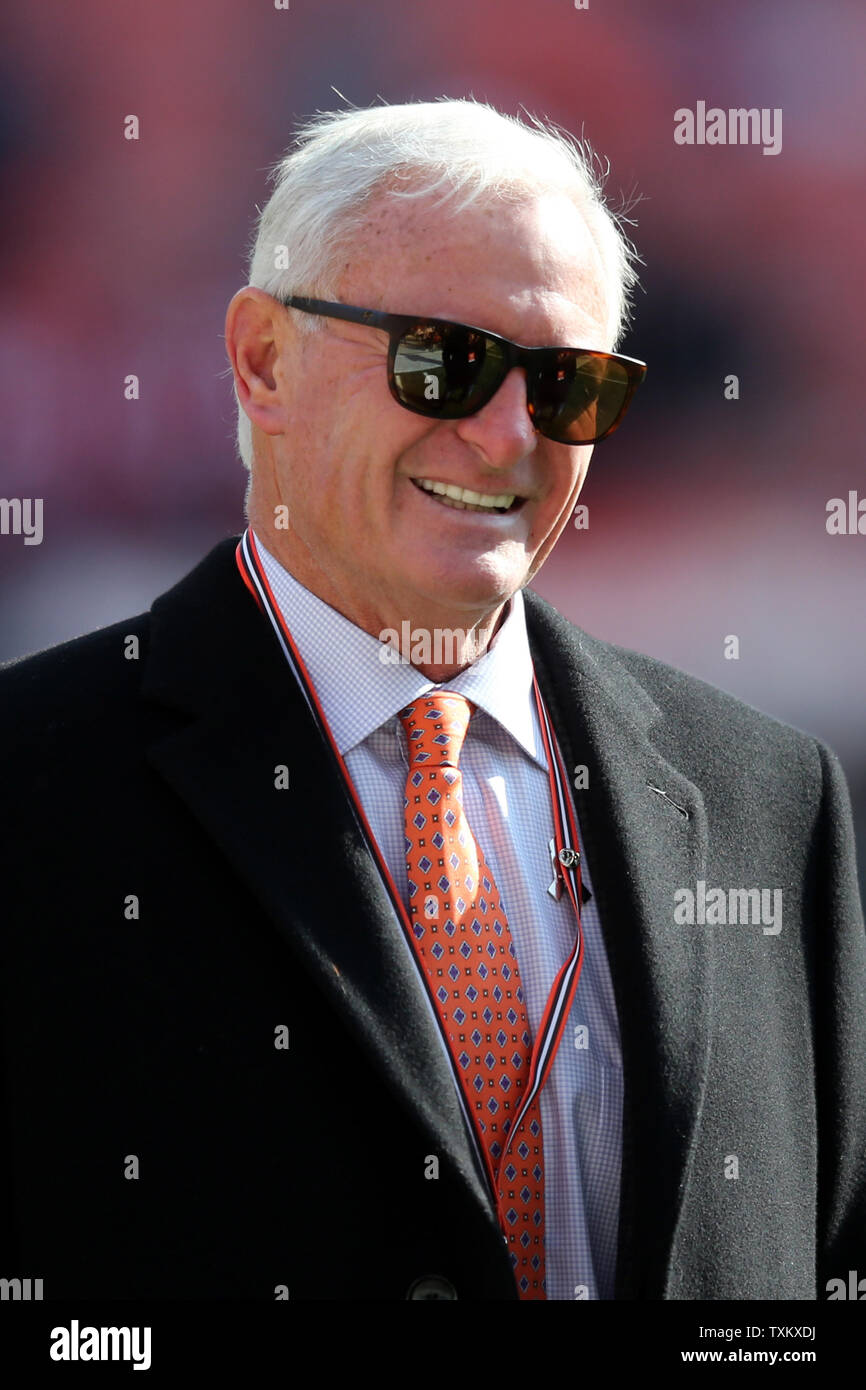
top-left (281, 296), bottom-right (647, 445)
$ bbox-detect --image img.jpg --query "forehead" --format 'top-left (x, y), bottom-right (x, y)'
top-left (335, 188), bottom-right (611, 349)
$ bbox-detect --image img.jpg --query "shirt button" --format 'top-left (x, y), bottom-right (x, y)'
top-left (405, 1275), bottom-right (458, 1300)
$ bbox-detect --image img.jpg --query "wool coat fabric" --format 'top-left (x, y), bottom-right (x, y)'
top-left (1, 536), bottom-right (864, 1300)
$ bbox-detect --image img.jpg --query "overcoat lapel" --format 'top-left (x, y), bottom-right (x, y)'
top-left (141, 538), bottom-right (503, 1240)
top-left (524, 589), bottom-right (714, 1299)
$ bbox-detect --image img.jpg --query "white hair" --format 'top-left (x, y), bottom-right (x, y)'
top-left (233, 98), bottom-right (642, 470)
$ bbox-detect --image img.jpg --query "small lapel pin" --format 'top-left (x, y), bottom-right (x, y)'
top-left (549, 839), bottom-right (587, 903)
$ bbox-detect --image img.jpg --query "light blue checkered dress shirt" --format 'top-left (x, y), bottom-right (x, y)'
top-left (256, 532), bottom-right (623, 1300)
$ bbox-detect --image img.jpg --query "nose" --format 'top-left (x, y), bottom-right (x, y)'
top-left (453, 366), bottom-right (537, 467)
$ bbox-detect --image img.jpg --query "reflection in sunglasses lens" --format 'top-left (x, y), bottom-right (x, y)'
top-left (391, 320), bottom-right (635, 442)
top-left (394, 327), bottom-right (503, 413)
top-left (529, 355), bottom-right (630, 442)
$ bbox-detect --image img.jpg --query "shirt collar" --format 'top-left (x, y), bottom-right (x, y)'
top-left (253, 530), bottom-right (546, 769)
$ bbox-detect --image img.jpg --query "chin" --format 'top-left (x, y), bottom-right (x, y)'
top-left (417, 565), bottom-right (523, 615)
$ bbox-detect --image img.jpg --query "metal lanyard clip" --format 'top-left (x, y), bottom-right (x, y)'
top-left (548, 838), bottom-right (580, 900)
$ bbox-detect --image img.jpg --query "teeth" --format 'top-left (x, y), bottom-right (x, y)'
top-left (414, 478), bottom-right (516, 512)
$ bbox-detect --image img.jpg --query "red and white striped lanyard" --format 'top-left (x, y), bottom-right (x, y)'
top-left (236, 527), bottom-right (586, 1187)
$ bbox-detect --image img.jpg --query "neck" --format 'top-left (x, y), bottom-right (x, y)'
top-left (380, 606), bottom-right (509, 682)
top-left (248, 523), bottom-right (509, 683)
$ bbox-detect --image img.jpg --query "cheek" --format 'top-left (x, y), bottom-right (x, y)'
top-left (526, 456), bottom-right (589, 552)
top-left (562, 453), bottom-right (592, 513)
top-left (288, 445), bottom-right (387, 546)
top-left (539, 458), bottom-right (587, 519)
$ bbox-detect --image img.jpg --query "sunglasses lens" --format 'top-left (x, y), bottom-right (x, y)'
top-left (529, 352), bottom-right (632, 443)
top-left (390, 320), bottom-right (638, 443)
top-left (392, 324), bottom-right (505, 417)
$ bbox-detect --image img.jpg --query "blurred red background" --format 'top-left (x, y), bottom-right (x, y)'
top-left (1, 0), bottom-right (864, 880)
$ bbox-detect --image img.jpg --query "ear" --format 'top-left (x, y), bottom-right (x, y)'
top-left (225, 287), bottom-right (295, 437)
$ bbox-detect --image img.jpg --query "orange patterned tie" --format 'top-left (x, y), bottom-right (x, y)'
top-left (399, 693), bottom-right (546, 1299)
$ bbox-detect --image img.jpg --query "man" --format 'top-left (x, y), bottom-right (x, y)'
top-left (1, 100), bottom-right (864, 1302)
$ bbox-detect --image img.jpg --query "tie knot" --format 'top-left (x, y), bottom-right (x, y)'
top-left (399, 693), bottom-right (473, 768)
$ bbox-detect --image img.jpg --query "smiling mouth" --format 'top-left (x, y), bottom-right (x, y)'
top-left (411, 477), bottom-right (523, 514)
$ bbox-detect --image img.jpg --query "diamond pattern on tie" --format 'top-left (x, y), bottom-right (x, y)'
top-left (399, 693), bottom-right (545, 1300)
